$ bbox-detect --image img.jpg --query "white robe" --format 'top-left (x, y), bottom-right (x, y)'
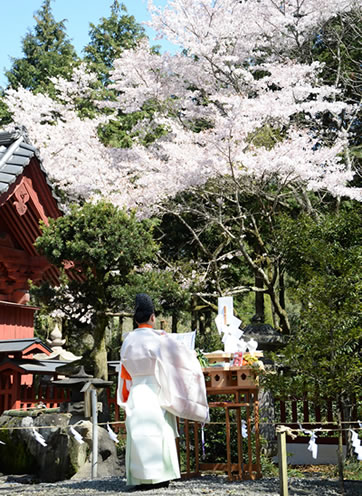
top-left (118, 328), bottom-right (209, 485)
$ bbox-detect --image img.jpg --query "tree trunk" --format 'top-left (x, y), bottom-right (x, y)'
top-left (199, 313), bottom-right (205, 335)
top-left (191, 295), bottom-right (198, 334)
top-left (91, 316), bottom-right (109, 380)
top-left (172, 311), bottom-right (178, 333)
top-left (267, 288), bottom-right (291, 333)
top-left (205, 311), bottom-right (212, 334)
top-left (279, 271), bottom-right (286, 311)
top-left (255, 271), bottom-right (265, 321)
top-left (336, 409), bottom-right (345, 496)
top-left (119, 316), bottom-right (123, 342)
top-left (342, 399), bottom-right (354, 459)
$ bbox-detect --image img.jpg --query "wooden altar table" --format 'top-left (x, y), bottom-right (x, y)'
top-left (178, 365), bottom-right (262, 481)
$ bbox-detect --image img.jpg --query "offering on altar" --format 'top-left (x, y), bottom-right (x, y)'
top-left (232, 351), bottom-right (243, 367)
top-left (215, 296), bottom-right (259, 355)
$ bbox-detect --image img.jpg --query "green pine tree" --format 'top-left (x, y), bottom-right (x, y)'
top-left (33, 201), bottom-right (159, 380)
top-left (83, 1), bottom-right (145, 85)
top-left (81, 1), bottom-right (158, 147)
top-left (5, 0), bottom-right (79, 95)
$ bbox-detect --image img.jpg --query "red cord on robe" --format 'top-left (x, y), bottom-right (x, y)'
top-left (121, 364), bottom-right (132, 402)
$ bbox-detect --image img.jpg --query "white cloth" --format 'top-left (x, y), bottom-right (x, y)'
top-left (119, 328), bottom-right (209, 423)
top-left (125, 376), bottom-right (180, 485)
top-left (118, 328), bottom-right (209, 485)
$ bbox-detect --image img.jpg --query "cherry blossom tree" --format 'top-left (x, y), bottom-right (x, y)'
top-left (2, 0), bottom-right (360, 211)
top-left (107, 0), bottom-right (361, 204)
top-left (2, 1), bottom-right (360, 333)
top-left (107, 0), bottom-right (360, 331)
top-left (4, 67), bottom-right (129, 206)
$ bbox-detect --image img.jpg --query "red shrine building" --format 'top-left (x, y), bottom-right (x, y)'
top-left (0, 130), bottom-right (67, 412)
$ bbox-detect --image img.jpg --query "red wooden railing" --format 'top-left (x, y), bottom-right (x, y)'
top-left (19, 383), bottom-right (70, 410)
top-left (0, 372), bottom-right (70, 413)
top-left (275, 396), bottom-right (356, 444)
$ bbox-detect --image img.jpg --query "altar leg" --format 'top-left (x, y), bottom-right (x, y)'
top-left (236, 404), bottom-right (243, 479)
top-left (225, 406), bottom-right (232, 480)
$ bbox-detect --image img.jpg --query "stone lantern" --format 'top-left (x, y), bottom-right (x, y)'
top-left (53, 365), bottom-right (112, 419)
top-left (243, 314), bottom-right (285, 353)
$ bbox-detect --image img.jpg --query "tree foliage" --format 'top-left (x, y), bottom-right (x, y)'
top-left (264, 202), bottom-right (361, 402)
top-left (1, 1), bottom-right (361, 363)
top-left (83, 0), bottom-right (146, 85)
top-left (3, 1), bottom-right (361, 210)
top-left (5, 0), bottom-right (79, 96)
top-left (33, 201), bottom-right (159, 379)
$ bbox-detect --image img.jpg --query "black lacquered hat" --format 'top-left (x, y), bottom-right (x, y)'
top-left (135, 293), bottom-right (155, 315)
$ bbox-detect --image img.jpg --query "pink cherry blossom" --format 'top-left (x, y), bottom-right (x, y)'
top-left (2, 1), bottom-right (360, 213)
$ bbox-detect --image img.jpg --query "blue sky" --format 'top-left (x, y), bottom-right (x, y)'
top-left (0, 0), bottom-right (173, 88)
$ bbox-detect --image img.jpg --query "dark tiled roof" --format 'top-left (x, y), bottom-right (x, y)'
top-left (0, 129), bottom-right (58, 202)
top-left (17, 359), bottom-right (69, 373)
top-left (0, 358), bottom-right (69, 374)
top-left (0, 338), bottom-right (52, 354)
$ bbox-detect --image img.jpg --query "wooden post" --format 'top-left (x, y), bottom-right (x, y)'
top-left (253, 391), bottom-right (261, 478)
top-left (185, 419), bottom-right (190, 475)
top-left (81, 382), bottom-right (98, 480)
top-left (236, 406), bottom-right (243, 480)
top-left (246, 392), bottom-right (253, 479)
top-left (225, 406), bottom-right (232, 480)
top-left (91, 388), bottom-right (98, 480)
top-left (194, 421), bottom-right (200, 475)
top-left (336, 411), bottom-right (345, 496)
top-left (277, 428), bottom-right (288, 496)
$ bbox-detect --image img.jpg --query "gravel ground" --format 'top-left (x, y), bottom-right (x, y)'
top-left (0, 475), bottom-right (361, 496)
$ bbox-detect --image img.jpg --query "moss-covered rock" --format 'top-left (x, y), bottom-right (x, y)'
top-left (0, 412), bottom-right (82, 481)
top-left (0, 415), bottom-right (37, 474)
top-left (0, 411), bottom-right (124, 481)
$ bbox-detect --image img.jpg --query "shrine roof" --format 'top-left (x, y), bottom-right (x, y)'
top-left (0, 129), bottom-right (58, 202)
top-left (17, 359), bottom-right (68, 373)
top-left (0, 337), bottom-right (52, 354)
top-left (0, 357), bottom-right (70, 374)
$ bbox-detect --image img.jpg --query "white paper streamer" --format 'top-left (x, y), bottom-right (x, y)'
top-left (350, 429), bottom-right (362, 460)
top-left (70, 426), bottom-right (84, 444)
top-left (307, 432), bottom-right (318, 459)
top-left (241, 420), bottom-right (248, 438)
top-left (0, 440), bottom-right (5, 445)
top-left (215, 296), bottom-right (254, 353)
top-left (298, 424), bottom-right (319, 460)
top-left (32, 428), bottom-right (47, 447)
top-left (107, 423), bottom-right (119, 444)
